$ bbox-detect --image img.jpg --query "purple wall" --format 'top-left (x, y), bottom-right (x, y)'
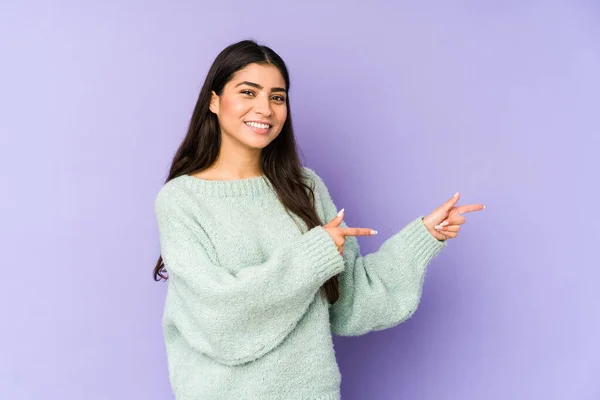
top-left (1, 1), bottom-right (598, 399)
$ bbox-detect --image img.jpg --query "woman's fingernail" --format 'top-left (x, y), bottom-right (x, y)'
top-left (370, 230), bottom-right (378, 235)
top-left (434, 225), bottom-right (441, 230)
top-left (441, 221), bottom-right (449, 227)
top-left (483, 205), bottom-right (486, 209)
top-left (337, 208), bottom-right (345, 217)
top-left (453, 192), bottom-right (459, 197)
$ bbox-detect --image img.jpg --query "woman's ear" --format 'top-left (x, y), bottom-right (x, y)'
top-left (209, 91), bottom-right (219, 114)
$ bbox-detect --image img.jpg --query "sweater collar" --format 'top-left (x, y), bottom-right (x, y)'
top-left (176, 174), bottom-right (275, 197)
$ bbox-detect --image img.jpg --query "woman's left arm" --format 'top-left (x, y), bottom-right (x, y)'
top-left (329, 215), bottom-right (446, 336)
top-left (305, 168), bottom-right (483, 336)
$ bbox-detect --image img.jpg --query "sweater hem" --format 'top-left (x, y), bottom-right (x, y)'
top-left (313, 391), bottom-right (340, 400)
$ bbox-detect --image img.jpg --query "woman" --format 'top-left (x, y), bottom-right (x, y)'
top-left (153, 39), bottom-right (484, 400)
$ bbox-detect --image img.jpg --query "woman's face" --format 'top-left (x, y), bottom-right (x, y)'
top-left (210, 63), bottom-right (288, 151)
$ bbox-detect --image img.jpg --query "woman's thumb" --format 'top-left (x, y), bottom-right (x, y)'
top-left (324, 208), bottom-right (344, 227)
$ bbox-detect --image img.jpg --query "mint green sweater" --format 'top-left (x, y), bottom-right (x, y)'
top-left (154, 167), bottom-right (447, 399)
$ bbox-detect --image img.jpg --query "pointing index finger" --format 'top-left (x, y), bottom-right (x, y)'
top-left (341, 227), bottom-right (378, 236)
top-left (453, 204), bottom-right (485, 214)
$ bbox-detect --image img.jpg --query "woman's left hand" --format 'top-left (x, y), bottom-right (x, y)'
top-left (422, 192), bottom-right (485, 241)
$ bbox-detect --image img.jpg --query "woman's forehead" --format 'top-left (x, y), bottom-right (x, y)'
top-left (229, 64), bottom-right (285, 88)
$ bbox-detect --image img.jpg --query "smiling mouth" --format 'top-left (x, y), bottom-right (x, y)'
top-left (245, 121), bottom-right (272, 129)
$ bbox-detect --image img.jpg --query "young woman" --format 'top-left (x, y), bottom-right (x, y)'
top-left (153, 39), bottom-right (484, 400)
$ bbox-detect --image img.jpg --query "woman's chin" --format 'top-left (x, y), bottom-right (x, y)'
top-left (241, 138), bottom-right (274, 151)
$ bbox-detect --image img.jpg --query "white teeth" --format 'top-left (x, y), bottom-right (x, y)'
top-left (245, 121), bottom-right (270, 129)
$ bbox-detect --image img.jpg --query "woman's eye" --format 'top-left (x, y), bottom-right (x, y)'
top-left (272, 96), bottom-right (286, 102)
top-left (241, 90), bottom-right (255, 96)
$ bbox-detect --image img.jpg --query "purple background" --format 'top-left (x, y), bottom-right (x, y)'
top-left (1, 1), bottom-right (598, 399)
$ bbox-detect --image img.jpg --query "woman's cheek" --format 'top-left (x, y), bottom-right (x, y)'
top-left (276, 106), bottom-right (287, 126)
top-left (220, 96), bottom-right (244, 116)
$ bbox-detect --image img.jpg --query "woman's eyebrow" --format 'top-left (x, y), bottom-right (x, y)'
top-left (235, 81), bottom-right (287, 93)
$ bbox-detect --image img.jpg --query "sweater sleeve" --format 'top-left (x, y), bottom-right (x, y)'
top-left (154, 187), bottom-right (345, 366)
top-left (305, 169), bottom-right (447, 336)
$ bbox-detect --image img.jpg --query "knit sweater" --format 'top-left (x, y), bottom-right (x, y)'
top-left (154, 167), bottom-right (447, 400)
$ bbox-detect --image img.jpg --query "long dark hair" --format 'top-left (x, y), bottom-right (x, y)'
top-left (153, 40), bottom-right (340, 303)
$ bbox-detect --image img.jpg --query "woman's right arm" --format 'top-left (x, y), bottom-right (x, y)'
top-left (154, 187), bottom-right (345, 367)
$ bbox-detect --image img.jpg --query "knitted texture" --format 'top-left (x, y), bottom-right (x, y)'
top-left (154, 167), bottom-right (447, 399)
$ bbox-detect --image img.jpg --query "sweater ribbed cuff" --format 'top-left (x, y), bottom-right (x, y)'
top-left (298, 226), bottom-right (346, 283)
top-left (397, 216), bottom-right (448, 264)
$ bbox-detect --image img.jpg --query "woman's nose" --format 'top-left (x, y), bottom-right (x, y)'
top-left (254, 95), bottom-right (273, 116)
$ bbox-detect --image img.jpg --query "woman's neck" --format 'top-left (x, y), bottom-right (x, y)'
top-left (192, 159), bottom-right (263, 181)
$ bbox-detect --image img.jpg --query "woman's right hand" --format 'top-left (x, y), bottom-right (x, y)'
top-left (323, 209), bottom-right (378, 256)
